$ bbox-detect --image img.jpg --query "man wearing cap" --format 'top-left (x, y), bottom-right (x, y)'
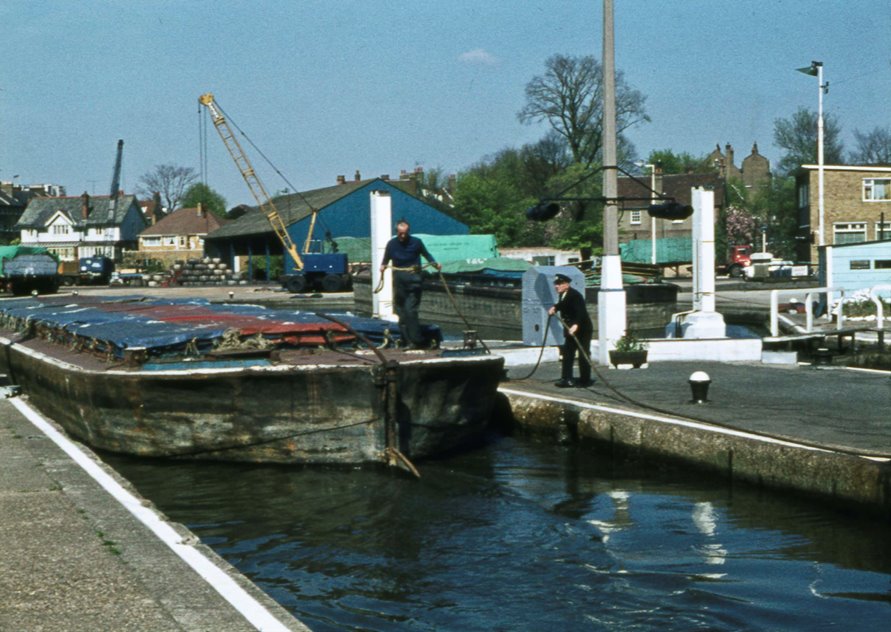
top-left (380, 219), bottom-right (441, 348)
top-left (548, 273), bottom-right (593, 387)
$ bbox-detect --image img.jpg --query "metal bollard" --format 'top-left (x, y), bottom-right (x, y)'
top-left (689, 371), bottom-right (711, 404)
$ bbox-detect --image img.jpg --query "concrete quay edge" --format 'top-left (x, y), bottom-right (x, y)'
top-left (499, 384), bottom-right (891, 519)
top-left (0, 395), bottom-right (309, 632)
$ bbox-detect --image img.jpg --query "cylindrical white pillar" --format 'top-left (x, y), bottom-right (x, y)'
top-left (370, 191), bottom-right (396, 320)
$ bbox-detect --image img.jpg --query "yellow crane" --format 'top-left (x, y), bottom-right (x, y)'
top-left (198, 92), bottom-right (305, 270)
top-left (199, 93), bottom-right (349, 292)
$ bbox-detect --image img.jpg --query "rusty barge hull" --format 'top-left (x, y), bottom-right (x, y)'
top-left (0, 295), bottom-right (503, 465)
top-left (0, 336), bottom-right (503, 464)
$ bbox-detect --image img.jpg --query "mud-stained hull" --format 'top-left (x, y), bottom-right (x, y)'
top-left (0, 337), bottom-right (504, 465)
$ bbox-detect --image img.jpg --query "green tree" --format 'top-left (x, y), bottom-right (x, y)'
top-left (644, 149), bottom-right (712, 175)
top-left (518, 54), bottom-right (649, 165)
top-left (181, 183), bottom-right (228, 218)
top-left (773, 107), bottom-right (844, 176)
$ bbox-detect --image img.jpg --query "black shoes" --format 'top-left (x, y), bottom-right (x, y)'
top-left (555, 378), bottom-right (595, 388)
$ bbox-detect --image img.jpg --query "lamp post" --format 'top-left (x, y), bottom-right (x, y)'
top-left (797, 60), bottom-right (827, 247)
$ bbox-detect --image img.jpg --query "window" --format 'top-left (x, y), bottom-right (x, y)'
top-left (798, 182), bottom-right (809, 207)
top-left (833, 222), bottom-right (867, 245)
top-left (849, 260), bottom-right (871, 270)
top-left (875, 260), bottom-right (891, 269)
top-left (876, 222), bottom-right (891, 241)
top-left (143, 236), bottom-right (162, 247)
top-left (629, 210), bottom-right (642, 225)
top-left (863, 178), bottom-right (891, 201)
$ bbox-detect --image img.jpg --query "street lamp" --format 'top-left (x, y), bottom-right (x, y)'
top-left (797, 60), bottom-right (827, 247)
top-left (635, 161), bottom-right (657, 264)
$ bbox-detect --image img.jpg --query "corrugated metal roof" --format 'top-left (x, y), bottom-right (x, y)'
top-left (207, 178), bottom-right (417, 240)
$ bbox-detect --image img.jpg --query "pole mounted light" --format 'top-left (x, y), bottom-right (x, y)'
top-left (796, 60), bottom-right (827, 248)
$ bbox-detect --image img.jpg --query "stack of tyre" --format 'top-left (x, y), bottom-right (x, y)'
top-left (170, 258), bottom-right (246, 287)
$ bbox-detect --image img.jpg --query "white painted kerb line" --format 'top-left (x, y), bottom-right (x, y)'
top-left (10, 397), bottom-right (293, 632)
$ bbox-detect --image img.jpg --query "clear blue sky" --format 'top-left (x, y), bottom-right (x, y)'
top-left (2, 1), bottom-right (889, 208)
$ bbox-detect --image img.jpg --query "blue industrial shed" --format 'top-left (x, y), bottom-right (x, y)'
top-left (819, 240), bottom-right (891, 297)
top-left (205, 177), bottom-right (467, 275)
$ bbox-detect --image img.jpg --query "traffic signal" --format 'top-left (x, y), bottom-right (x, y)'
top-left (647, 201), bottom-right (693, 220)
top-left (525, 202), bottom-right (561, 221)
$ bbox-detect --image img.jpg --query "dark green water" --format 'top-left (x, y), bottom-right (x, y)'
top-left (107, 437), bottom-right (891, 631)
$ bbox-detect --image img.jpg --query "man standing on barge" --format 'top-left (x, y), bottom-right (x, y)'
top-left (380, 219), bottom-right (441, 349)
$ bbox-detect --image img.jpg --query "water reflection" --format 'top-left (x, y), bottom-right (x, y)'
top-left (107, 437), bottom-right (891, 631)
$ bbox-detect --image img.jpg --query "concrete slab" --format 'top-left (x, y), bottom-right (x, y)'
top-left (0, 398), bottom-right (308, 632)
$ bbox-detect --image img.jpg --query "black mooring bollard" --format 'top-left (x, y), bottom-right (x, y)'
top-left (689, 371), bottom-right (711, 404)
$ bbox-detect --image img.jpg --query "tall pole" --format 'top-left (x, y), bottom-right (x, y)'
top-left (597, 0), bottom-right (626, 365)
top-left (602, 0), bottom-right (618, 257)
top-left (648, 164), bottom-right (656, 264)
top-left (816, 62), bottom-right (825, 247)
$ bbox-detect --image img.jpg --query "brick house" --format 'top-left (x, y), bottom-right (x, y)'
top-left (138, 205), bottom-right (227, 266)
top-left (795, 165), bottom-right (891, 262)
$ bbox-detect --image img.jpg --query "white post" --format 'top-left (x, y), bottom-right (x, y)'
top-left (649, 165), bottom-right (657, 265)
top-left (597, 0), bottom-right (627, 365)
top-left (682, 187), bottom-right (726, 338)
top-left (370, 191), bottom-right (396, 320)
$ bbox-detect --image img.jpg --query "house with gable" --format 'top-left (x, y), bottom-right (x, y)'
top-left (16, 192), bottom-right (146, 262)
top-left (138, 205), bottom-right (228, 266)
top-left (205, 173), bottom-right (467, 278)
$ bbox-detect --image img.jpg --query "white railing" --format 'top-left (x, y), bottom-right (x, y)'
top-left (869, 285), bottom-right (891, 330)
top-left (769, 286), bottom-right (845, 336)
top-left (769, 285), bottom-right (891, 336)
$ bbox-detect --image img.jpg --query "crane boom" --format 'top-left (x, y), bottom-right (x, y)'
top-left (198, 93), bottom-right (304, 270)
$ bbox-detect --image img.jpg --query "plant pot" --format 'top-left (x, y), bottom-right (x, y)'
top-left (609, 350), bottom-right (648, 369)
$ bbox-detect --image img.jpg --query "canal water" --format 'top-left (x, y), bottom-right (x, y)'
top-left (107, 436), bottom-right (891, 631)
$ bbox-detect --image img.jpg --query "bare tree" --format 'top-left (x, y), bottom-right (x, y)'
top-left (517, 54), bottom-right (649, 165)
top-left (849, 126), bottom-right (891, 165)
top-left (136, 164), bottom-right (198, 213)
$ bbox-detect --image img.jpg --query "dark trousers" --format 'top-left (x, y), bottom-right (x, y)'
top-left (561, 329), bottom-right (592, 383)
top-left (393, 271), bottom-right (423, 346)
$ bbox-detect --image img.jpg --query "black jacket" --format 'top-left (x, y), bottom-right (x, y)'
top-left (554, 287), bottom-right (592, 336)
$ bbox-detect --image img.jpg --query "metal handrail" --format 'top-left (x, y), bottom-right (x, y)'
top-left (769, 286), bottom-right (843, 336)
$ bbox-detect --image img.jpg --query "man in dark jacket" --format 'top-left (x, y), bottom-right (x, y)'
top-left (548, 273), bottom-right (593, 387)
top-left (379, 219), bottom-right (441, 348)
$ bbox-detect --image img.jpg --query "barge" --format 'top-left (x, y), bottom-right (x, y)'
top-left (0, 295), bottom-right (503, 470)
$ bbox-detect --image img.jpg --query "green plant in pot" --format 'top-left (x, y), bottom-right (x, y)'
top-left (609, 331), bottom-right (649, 368)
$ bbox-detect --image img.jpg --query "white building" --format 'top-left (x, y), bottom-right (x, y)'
top-left (16, 192), bottom-right (146, 261)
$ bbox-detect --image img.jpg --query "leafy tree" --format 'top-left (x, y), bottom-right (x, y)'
top-left (518, 54), bottom-right (649, 165)
top-left (181, 182), bottom-right (228, 218)
top-left (136, 164), bottom-right (198, 213)
top-left (772, 107), bottom-right (844, 176)
top-left (644, 149), bottom-right (712, 175)
top-left (849, 126), bottom-right (891, 165)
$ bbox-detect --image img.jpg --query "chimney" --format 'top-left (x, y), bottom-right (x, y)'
top-left (81, 192), bottom-right (90, 219)
top-left (354, 169), bottom-right (361, 181)
top-left (151, 191), bottom-right (162, 224)
top-left (197, 202), bottom-right (204, 217)
top-left (380, 174), bottom-right (390, 181)
top-left (725, 143), bottom-right (734, 169)
top-left (336, 175), bottom-right (346, 185)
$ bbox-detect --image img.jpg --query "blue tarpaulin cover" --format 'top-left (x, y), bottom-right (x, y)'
top-left (0, 296), bottom-right (408, 358)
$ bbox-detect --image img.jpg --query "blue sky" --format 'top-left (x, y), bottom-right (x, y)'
top-left (2, 1), bottom-right (889, 208)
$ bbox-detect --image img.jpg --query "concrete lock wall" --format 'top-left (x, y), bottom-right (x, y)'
top-left (503, 392), bottom-right (891, 519)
